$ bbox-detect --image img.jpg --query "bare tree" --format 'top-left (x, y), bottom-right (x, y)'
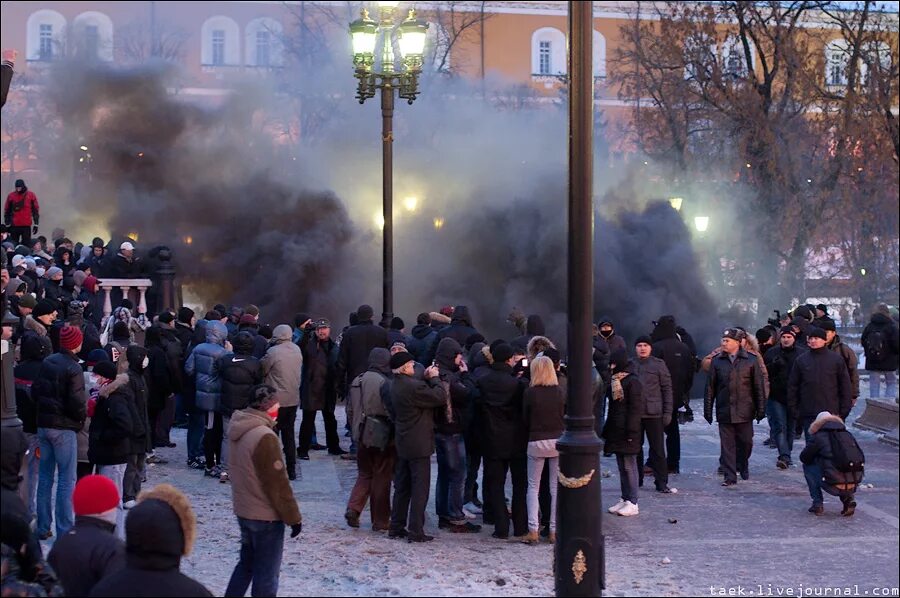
top-left (1, 73), bottom-right (62, 189)
top-left (117, 19), bottom-right (190, 64)
top-left (424, 2), bottom-right (493, 76)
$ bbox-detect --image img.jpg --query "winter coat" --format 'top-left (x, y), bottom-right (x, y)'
top-left (431, 337), bottom-right (475, 436)
top-left (476, 362), bottom-right (527, 459)
top-left (523, 385), bottom-right (565, 442)
top-left (598, 330), bottom-right (627, 355)
top-left (602, 373), bottom-right (644, 455)
top-left (184, 322), bottom-right (229, 412)
top-left (703, 346), bottom-right (769, 400)
top-left (347, 352), bottom-right (393, 444)
top-left (764, 344), bottom-right (807, 404)
top-left (511, 315), bottom-right (546, 354)
top-left (145, 343), bottom-right (173, 414)
top-left (104, 253), bottom-right (141, 279)
top-left (0, 544), bottom-right (63, 598)
top-left (300, 335), bottom-right (339, 412)
top-left (651, 326), bottom-right (694, 409)
top-left (387, 329), bottom-right (410, 348)
top-left (14, 335), bottom-right (46, 434)
top-left (861, 313), bottom-right (900, 372)
top-left (787, 347), bottom-right (853, 421)
top-left (337, 320), bottom-right (389, 393)
top-left (89, 486), bottom-right (212, 598)
top-left (126, 349), bottom-right (152, 455)
top-left (236, 325), bottom-right (268, 360)
top-left (826, 335), bottom-right (860, 400)
top-left (704, 349), bottom-right (766, 425)
top-left (390, 374), bottom-right (448, 460)
top-left (4, 189), bottom-right (39, 227)
top-left (427, 306), bottom-right (479, 364)
top-left (261, 338), bottom-right (303, 409)
top-left (48, 516), bottom-right (126, 597)
top-left (88, 374), bottom-right (135, 466)
top-left (632, 356), bottom-right (674, 421)
top-left (406, 324), bottom-right (437, 364)
top-left (173, 322), bottom-right (194, 355)
top-left (33, 350), bottom-right (87, 432)
top-left (217, 351), bottom-right (263, 417)
top-left (21, 316), bottom-right (53, 358)
top-left (799, 414), bottom-right (864, 494)
top-left (228, 409), bottom-right (302, 524)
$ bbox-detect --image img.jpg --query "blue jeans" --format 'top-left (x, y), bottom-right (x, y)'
top-left (20, 432), bottom-right (40, 520)
top-left (869, 370), bottom-right (897, 399)
top-left (224, 518), bottom-right (285, 597)
top-left (801, 418), bottom-right (824, 505)
top-left (434, 433), bottom-right (467, 522)
top-left (36, 428), bottom-right (77, 538)
top-left (769, 400), bottom-right (794, 462)
top-left (187, 410), bottom-right (205, 461)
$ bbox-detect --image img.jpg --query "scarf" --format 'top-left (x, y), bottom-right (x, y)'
top-left (611, 371), bottom-right (629, 403)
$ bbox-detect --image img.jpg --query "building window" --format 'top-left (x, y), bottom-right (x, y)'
top-left (256, 30), bottom-right (270, 67)
top-left (84, 24), bottom-right (99, 60)
top-left (539, 41), bottom-right (551, 75)
top-left (39, 24), bottom-right (53, 60)
top-left (212, 30), bottom-right (225, 65)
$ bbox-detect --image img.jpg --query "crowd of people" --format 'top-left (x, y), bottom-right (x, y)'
top-left (2, 226), bottom-right (899, 596)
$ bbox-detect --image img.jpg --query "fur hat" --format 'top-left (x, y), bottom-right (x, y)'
top-left (721, 328), bottom-right (744, 342)
top-left (248, 384), bottom-right (278, 411)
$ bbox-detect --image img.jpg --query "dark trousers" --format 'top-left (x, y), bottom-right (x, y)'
top-left (297, 402), bottom-right (340, 452)
top-left (463, 431), bottom-right (482, 506)
top-left (76, 462), bottom-right (94, 480)
top-left (149, 405), bottom-right (165, 448)
top-left (276, 406), bottom-right (298, 474)
top-left (187, 409), bottom-right (205, 461)
top-left (348, 444), bottom-right (396, 528)
top-left (123, 453), bottom-right (145, 502)
top-left (665, 417), bottom-right (681, 471)
top-left (204, 411), bottom-right (224, 468)
top-left (483, 456), bottom-right (528, 538)
top-left (8, 226), bottom-right (31, 247)
top-left (390, 456), bottom-right (431, 537)
top-left (224, 517), bottom-right (285, 597)
top-left (718, 422), bottom-right (754, 483)
top-left (156, 394), bottom-right (176, 446)
top-left (638, 417), bottom-right (668, 490)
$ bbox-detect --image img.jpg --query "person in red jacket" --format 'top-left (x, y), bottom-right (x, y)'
top-left (4, 179), bottom-right (40, 246)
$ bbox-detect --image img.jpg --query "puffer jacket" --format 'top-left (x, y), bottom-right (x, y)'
top-left (704, 349), bottom-right (766, 424)
top-left (218, 336), bottom-right (263, 417)
top-left (88, 374), bottom-right (135, 465)
top-left (261, 335), bottom-right (303, 408)
top-left (34, 350), bottom-right (87, 432)
top-left (184, 321), bottom-right (229, 412)
top-left (799, 414), bottom-right (865, 492)
top-left (632, 356), bottom-right (673, 421)
top-left (48, 516), bottom-right (125, 598)
top-left (787, 346), bottom-right (853, 421)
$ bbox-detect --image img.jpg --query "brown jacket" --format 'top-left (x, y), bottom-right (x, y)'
top-left (228, 408), bottom-right (301, 525)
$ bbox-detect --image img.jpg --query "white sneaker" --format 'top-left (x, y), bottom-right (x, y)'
top-left (123, 500), bottom-right (137, 510)
top-left (607, 499), bottom-right (627, 514)
top-left (219, 471), bottom-right (230, 484)
top-left (463, 502), bottom-right (483, 515)
top-left (462, 509), bottom-right (477, 520)
top-left (617, 501), bottom-right (639, 517)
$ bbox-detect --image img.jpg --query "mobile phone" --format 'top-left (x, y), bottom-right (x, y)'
top-left (522, 358), bottom-right (529, 367)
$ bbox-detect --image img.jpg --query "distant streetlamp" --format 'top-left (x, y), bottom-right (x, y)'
top-left (694, 216), bottom-right (710, 233)
top-left (668, 197), bottom-right (683, 212)
top-left (349, 2), bottom-right (428, 327)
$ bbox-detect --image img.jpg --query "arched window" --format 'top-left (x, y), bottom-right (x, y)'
top-left (245, 17), bottom-right (283, 67)
top-left (825, 39), bottom-right (851, 87)
top-left (531, 27), bottom-right (566, 76)
top-left (72, 12), bottom-right (114, 62)
top-left (201, 16), bottom-right (240, 66)
top-left (593, 30), bottom-right (607, 79)
top-left (26, 10), bottom-right (66, 61)
top-left (425, 24), bottom-right (452, 73)
top-left (721, 35), bottom-right (755, 79)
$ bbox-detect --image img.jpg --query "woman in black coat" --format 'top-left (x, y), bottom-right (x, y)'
top-left (602, 350), bottom-right (645, 517)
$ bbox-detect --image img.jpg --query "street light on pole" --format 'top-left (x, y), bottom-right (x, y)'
top-left (350, 3), bottom-right (428, 327)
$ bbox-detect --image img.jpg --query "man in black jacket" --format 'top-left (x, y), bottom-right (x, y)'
top-left (406, 313), bottom-right (437, 364)
top-left (787, 327), bottom-right (853, 431)
top-left (388, 352), bottom-right (446, 543)
top-left (123, 345), bottom-right (151, 508)
top-left (763, 328), bottom-right (807, 468)
top-left (218, 332), bottom-right (263, 419)
top-left (799, 411), bottom-right (864, 516)
top-left (426, 305), bottom-right (479, 364)
top-left (651, 317), bottom-right (695, 475)
top-left (34, 324), bottom-right (87, 539)
top-left (633, 336), bottom-right (675, 492)
top-left (511, 315), bottom-right (545, 354)
top-left (476, 343), bottom-right (528, 539)
top-left (861, 306), bottom-right (899, 400)
top-left (298, 320), bottom-right (344, 458)
top-left (705, 328), bottom-right (766, 486)
top-left (48, 474), bottom-right (127, 596)
top-left (337, 305), bottom-right (389, 397)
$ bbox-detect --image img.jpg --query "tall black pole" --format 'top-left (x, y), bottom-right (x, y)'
top-left (556, 1), bottom-right (602, 596)
top-left (381, 86), bottom-right (394, 328)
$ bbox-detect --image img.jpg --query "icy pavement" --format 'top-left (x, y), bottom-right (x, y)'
top-left (111, 395), bottom-right (898, 597)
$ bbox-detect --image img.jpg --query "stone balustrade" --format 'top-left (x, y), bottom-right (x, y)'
top-left (97, 278), bottom-right (153, 318)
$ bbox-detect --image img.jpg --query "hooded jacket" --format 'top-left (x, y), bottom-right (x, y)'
top-left (260, 326), bottom-right (303, 408)
top-left (597, 318), bottom-right (627, 354)
top-left (406, 324), bottom-right (437, 364)
top-left (126, 346), bottom-right (152, 454)
top-left (434, 338), bottom-right (476, 436)
top-left (799, 413), bottom-right (865, 492)
top-left (13, 335), bottom-right (47, 434)
top-left (184, 321), bottom-right (229, 412)
top-left (337, 319), bottom-right (389, 394)
top-left (650, 318), bottom-right (695, 408)
top-left (228, 409), bottom-right (302, 524)
top-left (217, 334), bottom-right (263, 417)
top-left (511, 315), bottom-right (546, 354)
top-left (88, 373), bottom-right (135, 465)
top-left (21, 314), bottom-right (53, 358)
top-left (48, 516), bottom-right (126, 598)
top-left (787, 346), bottom-right (853, 421)
top-left (427, 306), bottom-right (479, 364)
top-left (390, 373), bottom-right (448, 460)
top-left (347, 348), bottom-right (392, 444)
top-left (861, 312), bottom-right (900, 372)
top-left (34, 349), bottom-right (87, 432)
top-left (704, 349), bottom-right (766, 425)
top-left (89, 485), bottom-right (212, 597)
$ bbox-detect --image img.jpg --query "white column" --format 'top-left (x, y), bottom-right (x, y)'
top-left (137, 286), bottom-right (148, 315)
top-left (103, 287), bottom-right (113, 319)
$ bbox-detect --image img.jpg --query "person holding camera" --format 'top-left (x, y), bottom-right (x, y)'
top-left (298, 319), bottom-right (345, 458)
top-left (4, 179), bottom-right (39, 247)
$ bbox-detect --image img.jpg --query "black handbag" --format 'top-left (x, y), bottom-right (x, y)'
top-left (361, 415), bottom-right (391, 450)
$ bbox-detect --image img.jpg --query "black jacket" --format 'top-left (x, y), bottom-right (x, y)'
top-left (157, 325), bottom-right (185, 394)
top-left (427, 306), bottom-right (479, 364)
top-left (88, 374), bottom-right (135, 466)
top-left (861, 313), bottom-right (900, 372)
top-left (300, 335), bottom-right (339, 412)
top-left (651, 331), bottom-right (694, 409)
top-left (34, 350), bottom-right (87, 432)
top-left (406, 324), bottom-right (437, 364)
top-left (217, 351), bottom-right (263, 417)
top-left (704, 349), bottom-right (766, 424)
top-left (602, 373), bottom-right (644, 455)
top-left (173, 322), bottom-right (194, 355)
top-left (14, 335), bottom-right (46, 434)
top-left (511, 315), bottom-right (546, 354)
top-left (125, 346), bottom-right (151, 454)
top-left (476, 362), bottom-right (527, 459)
top-left (787, 347), bottom-right (853, 421)
top-left (104, 253), bottom-right (140, 279)
top-left (799, 414), bottom-right (864, 492)
top-left (48, 516), bottom-right (126, 598)
top-left (433, 338), bottom-right (476, 436)
top-left (523, 384), bottom-right (565, 442)
top-left (632, 356), bottom-right (673, 421)
top-left (337, 321), bottom-right (389, 393)
top-left (764, 343), bottom-right (807, 404)
top-left (390, 374), bottom-right (447, 460)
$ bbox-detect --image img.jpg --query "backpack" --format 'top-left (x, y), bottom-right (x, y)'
top-left (864, 330), bottom-right (885, 361)
top-left (826, 429), bottom-right (865, 475)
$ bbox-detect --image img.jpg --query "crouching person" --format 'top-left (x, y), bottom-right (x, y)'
top-left (225, 385), bottom-right (303, 597)
top-left (799, 411), bottom-right (865, 517)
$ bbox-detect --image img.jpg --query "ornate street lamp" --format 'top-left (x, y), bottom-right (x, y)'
top-left (349, 3), bottom-right (428, 326)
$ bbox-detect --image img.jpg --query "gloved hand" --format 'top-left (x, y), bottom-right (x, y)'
top-left (290, 523), bottom-right (302, 538)
top-left (32, 225), bottom-right (38, 234)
